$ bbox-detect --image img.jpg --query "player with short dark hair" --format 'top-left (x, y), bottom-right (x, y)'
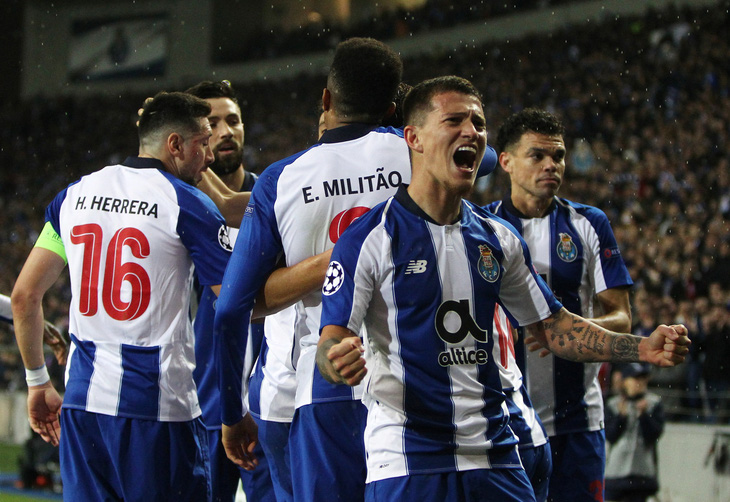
top-left (487, 108), bottom-right (635, 501)
top-left (215, 37), bottom-right (408, 502)
top-left (326, 37), bottom-right (403, 121)
top-left (12, 90), bottom-right (235, 500)
top-left (185, 80), bottom-right (277, 502)
top-left (317, 76), bottom-right (689, 502)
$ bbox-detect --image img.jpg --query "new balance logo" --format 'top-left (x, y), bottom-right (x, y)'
top-left (405, 260), bottom-right (427, 274)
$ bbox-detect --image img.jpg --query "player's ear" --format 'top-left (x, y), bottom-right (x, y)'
top-left (322, 88), bottom-right (331, 112)
top-left (167, 132), bottom-right (185, 158)
top-left (403, 125), bottom-right (422, 153)
top-left (498, 151), bottom-right (512, 174)
top-left (382, 102), bottom-right (396, 121)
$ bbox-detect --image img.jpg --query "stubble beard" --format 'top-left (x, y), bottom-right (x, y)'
top-left (210, 146), bottom-right (243, 176)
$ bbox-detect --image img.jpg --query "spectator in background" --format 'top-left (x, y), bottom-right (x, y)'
top-left (699, 301), bottom-right (730, 424)
top-left (605, 363), bottom-right (665, 502)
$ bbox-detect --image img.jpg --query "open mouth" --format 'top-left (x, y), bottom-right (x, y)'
top-left (453, 145), bottom-right (477, 170)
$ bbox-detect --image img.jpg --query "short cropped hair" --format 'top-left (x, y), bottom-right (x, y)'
top-left (380, 82), bottom-right (413, 128)
top-left (185, 80), bottom-right (240, 107)
top-left (403, 76), bottom-right (483, 128)
top-left (138, 92), bottom-right (211, 148)
top-left (496, 108), bottom-right (565, 153)
top-left (327, 37), bottom-right (403, 122)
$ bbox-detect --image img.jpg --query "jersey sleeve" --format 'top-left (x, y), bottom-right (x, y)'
top-left (44, 186), bottom-right (70, 239)
top-left (320, 212), bottom-right (380, 335)
top-left (582, 206), bottom-right (633, 293)
top-left (215, 169), bottom-right (284, 424)
top-left (496, 223), bottom-right (562, 326)
top-left (174, 185), bottom-right (231, 286)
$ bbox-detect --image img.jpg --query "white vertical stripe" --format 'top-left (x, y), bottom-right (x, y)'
top-left (429, 222), bottom-right (492, 470)
top-left (524, 217), bottom-right (552, 282)
top-left (259, 306), bottom-right (297, 422)
top-left (571, 211), bottom-right (603, 316)
top-left (510, 387), bottom-right (547, 447)
top-left (363, 223), bottom-right (409, 483)
top-left (87, 342), bottom-right (123, 415)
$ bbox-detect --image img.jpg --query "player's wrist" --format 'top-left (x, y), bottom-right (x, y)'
top-left (25, 364), bottom-right (50, 387)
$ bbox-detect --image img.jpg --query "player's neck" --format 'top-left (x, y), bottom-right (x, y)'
top-left (220, 166), bottom-right (245, 192)
top-left (408, 182), bottom-right (463, 226)
top-left (511, 193), bottom-right (552, 219)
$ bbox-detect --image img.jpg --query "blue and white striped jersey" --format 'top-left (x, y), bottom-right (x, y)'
top-left (215, 124), bottom-right (413, 425)
top-left (248, 306), bottom-right (298, 422)
top-left (320, 186), bottom-right (562, 483)
top-left (46, 157), bottom-right (231, 422)
top-left (486, 197), bottom-right (633, 436)
top-left (192, 171), bottom-right (275, 429)
top-left (493, 305), bottom-right (548, 450)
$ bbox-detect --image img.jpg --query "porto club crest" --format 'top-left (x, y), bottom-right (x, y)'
top-left (477, 244), bottom-right (500, 282)
top-left (556, 233), bottom-right (577, 262)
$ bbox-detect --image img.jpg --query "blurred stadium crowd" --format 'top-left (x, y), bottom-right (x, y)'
top-left (218, 0), bottom-right (592, 63)
top-left (0, 1), bottom-right (728, 423)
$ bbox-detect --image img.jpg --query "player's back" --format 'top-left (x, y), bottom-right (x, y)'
top-left (268, 126), bottom-right (411, 406)
top-left (48, 161), bottom-right (225, 422)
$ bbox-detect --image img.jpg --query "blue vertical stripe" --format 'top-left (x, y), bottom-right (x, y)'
top-left (389, 213), bottom-right (457, 473)
top-left (64, 334), bottom-right (96, 410)
top-left (549, 209), bottom-right (590, 434)
top-left (462, 211), bottom-right (516, 450)
top-left (118, 344), bottom-right (161, 419)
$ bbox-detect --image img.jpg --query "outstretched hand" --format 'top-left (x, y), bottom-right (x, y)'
top-left (641, 324), bottom-right (690, 367)
top-left (27, 382), bottom-right (62, 446)
top-left (222, 413), bottom-right (259, 471)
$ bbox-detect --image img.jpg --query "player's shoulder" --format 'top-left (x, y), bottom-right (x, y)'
top-left (558, 197), bottom-right (605, 217)
top-left (261, 144), bottom-right (323, 179)
top-left (468, 201), bottom-right (522, 238)
top-left (557, 197), bottom-right (611, 224)
top-left (484, 199), bottom-right (501, 213)
top-left (371, 125), bottom-right (405, 139)
top-left (155, 170), bottom-right (223, 217)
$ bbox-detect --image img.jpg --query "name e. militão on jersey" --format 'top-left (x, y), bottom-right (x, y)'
top-left (301, 167), bottom-right (403, 204)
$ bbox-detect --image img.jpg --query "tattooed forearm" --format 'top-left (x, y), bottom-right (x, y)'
top-left (610, 335), bottom-right (640, 361)
top-left (538, 308), bottom-right (638, 362)
top-left (582, 324), bottom-right (606, 355)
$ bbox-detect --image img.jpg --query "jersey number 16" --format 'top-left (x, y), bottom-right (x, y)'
top-left (71, 223), bottom-right (151, 321)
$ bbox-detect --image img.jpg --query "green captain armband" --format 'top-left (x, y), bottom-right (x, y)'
top-left (35, 221), bottom-right (67, 264)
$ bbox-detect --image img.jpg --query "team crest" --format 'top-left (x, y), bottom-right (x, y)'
top-left (477, 244), bottom-right (500, 282)
top-left (556, 233), bottom-right (577, 262)
top-left (323, 261), bottom-right (345, 296)
top-left (218, 225), bottom-right (233, 251)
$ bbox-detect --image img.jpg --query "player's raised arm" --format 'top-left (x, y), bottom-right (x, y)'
top-left (526, 307), bottom-right (690, 366)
